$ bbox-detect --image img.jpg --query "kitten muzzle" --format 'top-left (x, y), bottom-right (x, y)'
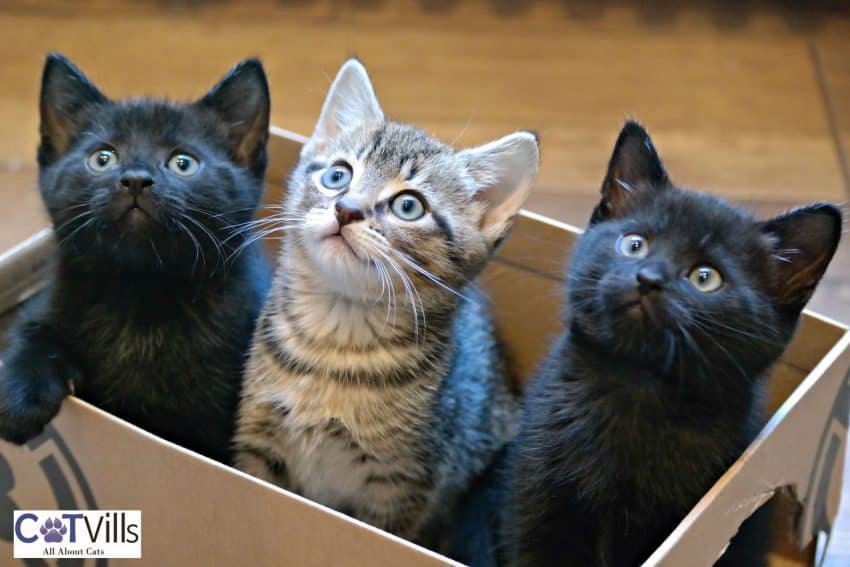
top-left (616, 290), bottom-right (667, 325)
top-left (110, 169), bottom-right (160, 224)
top-left (110, 190), bottom-right (160, 226)
top-left (317, 214), bottom-right (362, 260)
top-left (323, 231), bottom-right (360, 260)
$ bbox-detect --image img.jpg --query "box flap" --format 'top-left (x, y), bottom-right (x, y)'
top-left (646, 333), bottom-right (850, 566)
top-left (0, 398), bottom-right (460, 566)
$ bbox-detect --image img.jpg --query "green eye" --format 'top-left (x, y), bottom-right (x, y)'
top-left (87, 148), bottom-right (118, 172)
top-left (688, 265), bottom-right (724, 293)
top-left (390, 192), bottom-right (426, 221)
top-left (617, 233), bottom-right (648, 258)
top-left (167, 153), bottom-right (200, 176)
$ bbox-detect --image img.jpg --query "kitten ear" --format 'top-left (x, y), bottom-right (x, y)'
top-left (305, 58), bottom-right (384, 154)
top-left (39, 53), bottom-right (108, 165)
top-left (759, 204), bottom-right (842, 310)
top-left (460, 131), bottom-right (539, 247)
top-left (590, 121), bottom-right (670, 224)
top-left (197, 58), bottom-right (270, 175)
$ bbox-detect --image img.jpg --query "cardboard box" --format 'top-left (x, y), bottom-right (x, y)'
top-left (0, 127), bottom-right (847, 566)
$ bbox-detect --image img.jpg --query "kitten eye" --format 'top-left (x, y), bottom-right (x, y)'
top-left (167, 153), bottom-right (200, 177)
top-left (688, 265), bottom-right (724, 293)
top-left (390, 192), bottom-right (427, 221)
top-left (617, 233), bottom-right (649, 258)
top-left (86, 148), bottom-right (119, 173)
top-left (320, 164), bottom-right (353, 191)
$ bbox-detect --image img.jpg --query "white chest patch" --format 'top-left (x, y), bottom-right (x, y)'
top-left (264, 374), bottom-right (429, 514)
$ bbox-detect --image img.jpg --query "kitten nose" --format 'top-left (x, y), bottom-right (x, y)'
top-left (335, 197), bottom-right (366, 227)
top-left (636, 264), bottom-right (666, 294)
top-left (120, 170), bottom-right (154, 197)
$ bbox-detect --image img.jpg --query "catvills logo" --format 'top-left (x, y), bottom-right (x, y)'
top-left (13, 510), bottom-right (141, 559)
top-left (0, 424), bottom-right (132, 563)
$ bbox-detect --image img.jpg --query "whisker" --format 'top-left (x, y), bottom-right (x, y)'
top-left (181, 214), bottom-right (227, 273)
top-left (59, 217), bottom-right (97, 246)
top-left (226, 224), bottom-right (302, 262)
top-left (54, 209), bottom-right (96, 235)
top-left (387, 249), bottom-right (469, 302)
top-left (176, 219), bottom-right (206, 275)
top-left (690, 313), bottom-right (781, 346)
top-left (373, 246), bottom-right (426, 343)
top-left (222, 214), bottom-right (307, 244)
top-left (685, 318), bottom-right (751, 380)
top-left (148, 238), bottom-right (164, 269)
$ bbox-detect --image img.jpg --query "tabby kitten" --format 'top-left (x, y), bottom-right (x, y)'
top-left (502, 122), bottom-right (842, 567)
top-left (234, 59), bottom-right (537, 549)
top-left (0, 54), bottom-right (271, 464)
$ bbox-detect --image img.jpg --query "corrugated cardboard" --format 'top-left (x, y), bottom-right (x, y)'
top-left (0, 127), bottom-right (847, 566)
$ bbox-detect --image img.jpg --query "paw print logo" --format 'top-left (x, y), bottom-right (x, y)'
top-left (39, 517), bottom-right (67, 543)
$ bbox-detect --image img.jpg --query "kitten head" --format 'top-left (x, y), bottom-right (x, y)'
top-left (285, 58), bottom-right (539, 301)
top-left (570, 121), bottom-right (842, 384)
top-left (38, 53), bottom-right (270, 275)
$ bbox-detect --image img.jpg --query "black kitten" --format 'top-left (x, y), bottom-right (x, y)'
top-left (0, 54), bottom-right (271, 464)
top-left (501, 122), bottom-right (842, 566)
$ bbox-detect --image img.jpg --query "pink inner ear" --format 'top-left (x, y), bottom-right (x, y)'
top-left (482, 174), bottom-right (531, 214)
top-left (474, 186), bottom-right (527, 241)
top-left (42, 105), bottom-right (72, 156)
top-left (766, 239), bottom-right (829, 307)
top-left (760, 205), bottom-right (842, 307)
top-left (305, 138), bottom-right (328, 156)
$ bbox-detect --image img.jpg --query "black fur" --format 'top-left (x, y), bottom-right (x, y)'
top-left (450, 447), bottom-right (510, 566)
top-left (0, 53), bottom-right (272, 464)
top-left (501, 121), bottom-right (842, 566)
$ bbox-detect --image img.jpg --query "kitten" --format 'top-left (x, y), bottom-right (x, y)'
top-left (233, 59), bottom-right (537, 549)
top-left (0, 54), bottom-right (271, 464)
top-left (502, 121), bottom-right (842, 567)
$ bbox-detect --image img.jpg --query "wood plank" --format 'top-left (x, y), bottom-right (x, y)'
top-left (6, 1), bottom-right (850, 38)
top-left (813, 36), bottom-right (850, 195)
top-left (0, 5), bottom-right (845, 203)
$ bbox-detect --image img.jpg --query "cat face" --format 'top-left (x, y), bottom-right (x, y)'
top-left (38, 54), bottom-right (270, 275)
top-left (285, 59), bottom-right (539, 301)
top-left (570, 122), bottom-right (842, 382)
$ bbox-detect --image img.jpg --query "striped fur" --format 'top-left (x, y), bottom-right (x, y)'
top-left (234, 59), bottom-right (538, 549)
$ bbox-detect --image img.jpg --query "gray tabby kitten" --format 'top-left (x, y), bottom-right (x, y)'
top-left (234, 59), bottom-right (538, 549)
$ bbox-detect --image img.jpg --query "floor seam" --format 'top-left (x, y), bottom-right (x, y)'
top-left (809, 41), bottom-right (850, 201)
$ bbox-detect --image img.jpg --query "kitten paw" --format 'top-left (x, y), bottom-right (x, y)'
top-left (0, 354), bottom-right (77, 445)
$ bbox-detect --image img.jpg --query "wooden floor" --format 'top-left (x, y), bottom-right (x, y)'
top-left (0, 0), bottom-right (848, 564)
